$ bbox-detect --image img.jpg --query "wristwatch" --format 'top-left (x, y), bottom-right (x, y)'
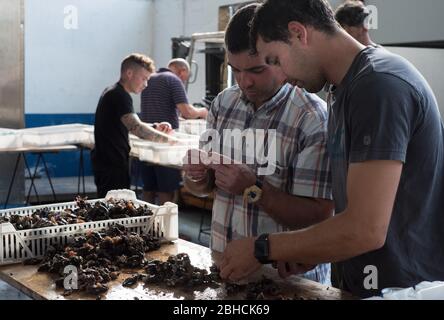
top-left (254, 233), bottom-right (272, 264)
top-left (243, 179), bottom-right (263, 204)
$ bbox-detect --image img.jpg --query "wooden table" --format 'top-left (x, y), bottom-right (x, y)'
top-left (0, 239), bottom-right (355, 300)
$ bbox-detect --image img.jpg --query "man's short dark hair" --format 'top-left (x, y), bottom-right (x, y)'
top-left (250, 0), bottom-right (339, 52)
top-left (335, 1), bottom-right (369, 28)
top-left (225, 3), bottom-right (260, 54)
top-left (121, 53), bottom-right (155, 74)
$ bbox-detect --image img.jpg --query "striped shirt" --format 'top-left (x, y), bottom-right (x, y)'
top-left (203, 84), bottom-right (332, 284)
top-left (140, 68), bottom-right (188, 129)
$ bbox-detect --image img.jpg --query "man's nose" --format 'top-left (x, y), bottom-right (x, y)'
top-left (239, 73), bottom-right (253, 88)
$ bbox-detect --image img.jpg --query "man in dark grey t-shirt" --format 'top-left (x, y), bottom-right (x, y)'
top-left (326, 46), bottom-right (444, 297)
top-left (218, 0), bottom-right (444, 298)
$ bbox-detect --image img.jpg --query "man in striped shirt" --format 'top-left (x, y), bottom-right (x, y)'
top-left (183, 4), bottom-right (333, 285)
top-left (140, 58), bottom-right (208, 205)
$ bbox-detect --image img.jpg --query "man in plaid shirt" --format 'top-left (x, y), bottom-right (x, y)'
top-left (183, 4), bottom-right (333, 284)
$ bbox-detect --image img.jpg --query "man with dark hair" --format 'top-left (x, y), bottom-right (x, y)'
top-left (335, 0), bottom-right (377, 47)
top-left (92, 53), bottom-right (175, 198)
top-left (139, 58), bottom-right (207, 205)
top-left (183, 3), bottom-right (334, 285)
top-left (220, 0), bottom-right (444, 298)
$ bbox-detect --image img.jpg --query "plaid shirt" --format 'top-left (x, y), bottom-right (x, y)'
top-left (203, 84), bottom-right (332, 284)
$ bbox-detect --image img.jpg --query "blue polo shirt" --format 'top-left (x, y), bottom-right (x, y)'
top-left (140, 68), bottom-right (188, 129)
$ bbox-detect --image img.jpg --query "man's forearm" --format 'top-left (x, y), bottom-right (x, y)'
top-left (121, 113), bottom-right (176, 143)
top-left (258, 182), bottom-right (333, 229)
top-left (268, 160), bottom-right (400, 265)
top-left (182, 105), bottom-right (207, 119)
top-left (183, 170), bottom-right (215, 197)
top-left (132, 123), bottom-right (174, 143)
top-left (268, 210), bottom-right (380, 265)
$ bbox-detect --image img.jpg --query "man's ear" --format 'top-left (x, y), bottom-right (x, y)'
top-left (125, 68), bottom-right (133, 80)
top-left (288, 21), bottom-right (308, 46)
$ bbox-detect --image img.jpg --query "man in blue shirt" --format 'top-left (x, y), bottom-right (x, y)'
top-left (140, 58), bottom-right (207, 204)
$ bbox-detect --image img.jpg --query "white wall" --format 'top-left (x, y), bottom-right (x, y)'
top-left (25, 0), bottom-right (153, 114)
top-left (387, 47), bottom-right (444, 120)
top-left (25, 0), bottom-right (444, 115)
top-left (150, 0), bottom-right (253, 104)
top-left (366, 0), bottom-right (444, 45)
top-left (148, 0), bottom-right (351, 104)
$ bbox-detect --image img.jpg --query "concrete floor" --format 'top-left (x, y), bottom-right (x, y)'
top-left (1, 176), bottom-right (212, 299)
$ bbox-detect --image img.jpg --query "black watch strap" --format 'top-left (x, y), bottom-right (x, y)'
top-left (254, 233), bottom-right (272, 264)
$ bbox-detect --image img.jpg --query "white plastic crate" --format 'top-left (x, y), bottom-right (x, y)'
top-left (129, 134), bottom-right (143, 158)
top-left (82, 126), bottom-right (95, 147)
top-left (179, 119), bottom-right (207, 136)
top-left (0, 199), bottom-right (178, 266)
top-left (82, 127), bottom-right (159, 160)
top-left (82, 126), bottom-right (137, 148)
top-left (133, 132), bottom-right (199, 167)
top-left (0, 128), bottom-right (23, 149)
top-left (136, 144), bottom-right (193, 167)
top-left (21, 124), bottom-right (92, 147)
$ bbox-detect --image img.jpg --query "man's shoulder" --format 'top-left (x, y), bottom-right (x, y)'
top-left (287, 86), bottom-right (328, 121)
top-left (216, 85), bottom-right (243, 102)
top-left (154, 70), bottom-right (181, 83)
top-left (208, 86), bottom-right (243, 118)
top-left (99, 83), bottom-right (133, 115)
top-left (352, 48), bottom-right (425, 96)
top-left (103, 83), bottom-right (130, 99)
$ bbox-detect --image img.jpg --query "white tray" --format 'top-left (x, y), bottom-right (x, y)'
top-left (133, 132), bottom-right (199, 166)
top-left (0, 128), bottom-right (23, 149)
top-left (179, 119), bottom-right (207, 136)
top-left (0, 198), bottom-right (178, 265)
top-left (82, 126), bottom-right (95, 147)
top-left (21, 124), bottom-right (92, 147)
top-left (136, 144), bottom-right (193, 167)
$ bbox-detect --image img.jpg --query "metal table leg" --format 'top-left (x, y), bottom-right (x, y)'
top-left (135, 160), bottom-right (140, 194)
top-left (26, 153), bottom-right (42, 204)
top-left (77, 146), bottom-right (85, 195)
top-left (40, 153), bottom-right (57, 202)
top-left (3, 153), bottom-right (21, 209)
top-left (23, 153), bottom-right (40, 204)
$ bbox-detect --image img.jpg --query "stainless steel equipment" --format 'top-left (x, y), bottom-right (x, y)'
top-left (0, 0), bottom-right (25, 206)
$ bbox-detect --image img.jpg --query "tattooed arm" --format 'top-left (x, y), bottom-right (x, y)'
top-left (120, 113), bottom-right (178, 143)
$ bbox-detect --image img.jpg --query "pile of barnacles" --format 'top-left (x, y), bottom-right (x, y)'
top-left (212, 266), bottom-right (284, 300)
top-left (121, 253), bottom-right (220, 289)
top-left (224, 276), bottom-right (284, 300)
top-left (0, 196), bottom-right (153, 230)
top-left (24, 223), bottom-right (161, 296)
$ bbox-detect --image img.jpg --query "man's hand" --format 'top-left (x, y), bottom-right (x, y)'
top-left (275, 261), bottom-right (316, 279)
top-left (154, 122), bottom-right (173, 134)
top-left (219, 237), bottom-right (261, 282)
top-left (207, 159), bottom-right (256, 195)
top-left (121, 113), bottom-right (177, 143)
top-left (182, 149), bottom-right (209, 181)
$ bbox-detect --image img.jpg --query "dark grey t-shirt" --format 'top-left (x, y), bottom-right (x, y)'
top-left (328, 47), bottom-right (444, 298)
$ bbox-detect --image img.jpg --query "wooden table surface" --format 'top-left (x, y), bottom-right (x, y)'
top-left (0, 239), bottom-right (355, 300)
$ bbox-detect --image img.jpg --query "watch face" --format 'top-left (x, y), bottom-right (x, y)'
top-left (254, 234), bottom-right (270, 264)
top-left (243, 185), bottom-right (262, 204)
top-left (249, 191), bottom-right (258, 200)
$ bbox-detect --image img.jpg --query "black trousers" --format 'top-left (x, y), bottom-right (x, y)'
top-left (92, 163), bottom-right (130, 198)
